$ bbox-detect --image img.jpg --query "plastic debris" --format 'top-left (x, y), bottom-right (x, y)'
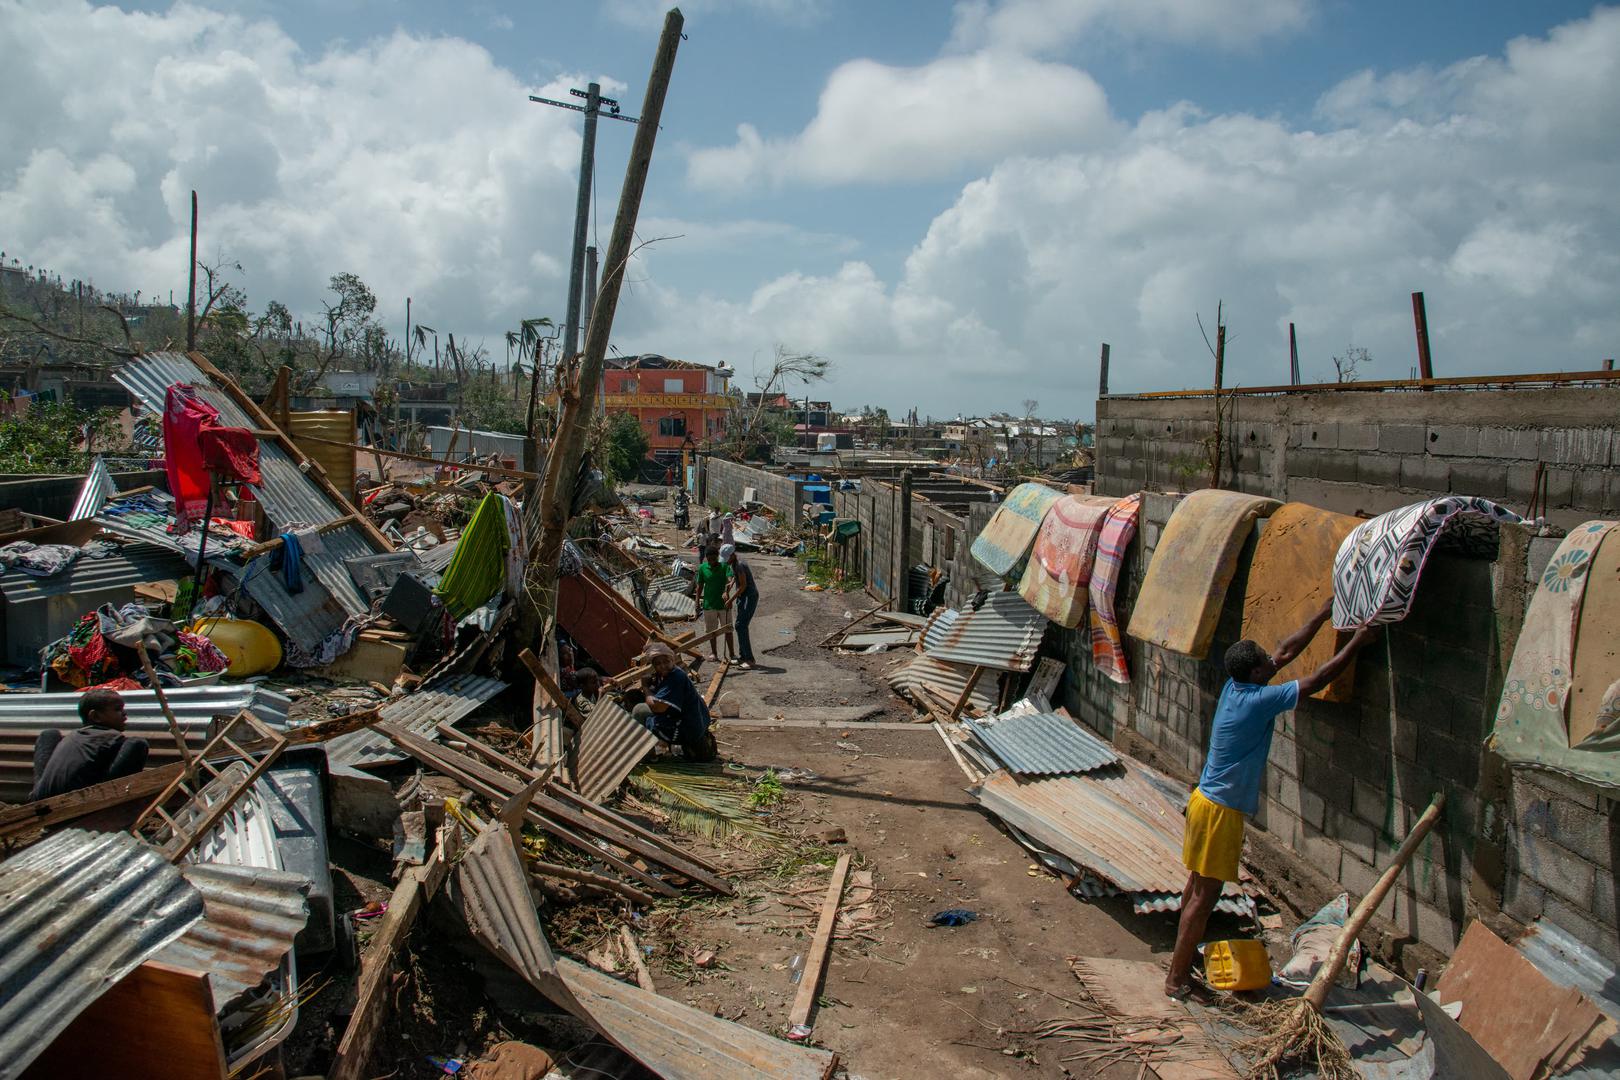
top-left (929, 908), bottom-right (978, 927)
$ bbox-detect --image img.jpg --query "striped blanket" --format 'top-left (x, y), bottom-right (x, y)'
top-left (1087, 495), bottom-right (1141, 683)
top-left (1018, 494), bottom-right (1117, 627)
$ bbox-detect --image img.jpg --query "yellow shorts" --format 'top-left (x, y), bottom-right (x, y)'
top-left (1183, 788), bottom-right (1246, 882)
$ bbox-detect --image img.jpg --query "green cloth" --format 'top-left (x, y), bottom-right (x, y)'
top-left (433, 492), bottom-right (510, 620)
top-left (696, 560), bottom-right (732, 610)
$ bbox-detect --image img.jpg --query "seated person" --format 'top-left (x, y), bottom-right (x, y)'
top-left (30, 688), bottom-right (149, 801)
top-left (630, 643), bottom-right (717, 762)
top-left (570, 668), bottom-right (602, 711)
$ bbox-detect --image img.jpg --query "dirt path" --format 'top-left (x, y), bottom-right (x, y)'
top-left (651, 546), bottom-right (1208, 1079)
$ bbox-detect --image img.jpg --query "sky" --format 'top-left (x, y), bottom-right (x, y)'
top-left (1, 0), bottom-right (1617, 418)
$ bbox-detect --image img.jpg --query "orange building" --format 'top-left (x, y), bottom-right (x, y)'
top-left (600, 354), bottom-right (734, 463)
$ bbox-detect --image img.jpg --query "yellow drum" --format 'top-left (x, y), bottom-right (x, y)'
top-left (189, 616), bottom-right (283, 677)
top-left (1204, 939), bottom-right (1272, 991)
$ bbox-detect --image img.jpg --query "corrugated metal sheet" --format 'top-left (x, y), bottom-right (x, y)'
top-left (1517, 919), bottom-right (1620, 1024)
top-left (962, 711), bottom-right (1119, 776)
top-left (572, 698), bottom-right (657, 803)
top-left (886, 654), bottom-right (998, 713)
top-left (1066, 874), bottom-right (1252, 917)
top-left (839, 628), bottom-right (918, 649)
top-left (456, 825), bottom-right (568, 996)
top-left (974, 764), bottom-right (1225, 896)
top-left (650, 584), bottom-right (696, 621)
top-left (0, 686), bottom-right (290, 803)
top-left (226, 555), bottom-right (351, 653)
top-left (69, 458), bottom-right (119, 521)
top-left (921, 589), bottom-right (1048, 672)
top-left (412, 533), bottom-right (460, 575)
top-left (322, 674), bottom-right (506, 771)
top-left (114, 352), bottom-right (384, 623)
top-left (0, 542), bottom-right (190, 602)
top-left (0, 829), bottom-right (205, 1078)
top-left (156, 863), bottom-right (310, 1011)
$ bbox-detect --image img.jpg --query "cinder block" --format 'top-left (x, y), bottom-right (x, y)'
top-left (1541, 894), bottom-right (1619, 956)
top-left (1295, 422), bottom-right (1338, 449)
top-left (1514, 831), bottom-right (1597, 908)
top-left (1503, 874), bottom-right (1547, 922)
top-left (1410, 898), bottom-right (1462, 950)
top-left (1400, 454), bottom-right (1451, 493)
top-left (1573, 470), bottom-right (1608, 514)
top-left (1330, 810), bottom-right (1378, 865)
top-left (1427, 426), bottom-right (1480, 457)
top-left (1540, 428), bottom-right (1613, 467)
top-left (1450, 460), bottom-right (1509, 500)
top-left (1299, 787), bottom-right (1328, 831)
top-left (1358, 454), bottom-right (1401, 489)
top-left (1352, 779), bottom-right (1390, 832)
top-left (1338, 424), bottom-right (1379, 452)
top-left (1476, 427), bottom-right (1541, 460)
top-left (1340, 854), bottom-right (1397, 920)
top-left (1299, 826), bottom-right (1343, 880)
top-left (1379, 425), bottom-right (1428, 455)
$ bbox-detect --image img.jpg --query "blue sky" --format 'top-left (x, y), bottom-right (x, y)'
top-left (2, 1), bottom-right (1617, 416)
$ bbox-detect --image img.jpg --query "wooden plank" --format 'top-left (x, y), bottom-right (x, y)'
top-left (239, 514), bottom-right (363, 559)
top-left (545, 783), bottom-right (731, 879)
top-left (620, 925), bottom-right (656, 992)
top-left (21, 960), bottom-right (227, 1080)
top-left (947, 665), bottom-right (985, 721)
top-left (136, 645), bottom-right (194, 767)
top-left (329, 825), bottom-right (459, 1080)
top-left (0, 763), bottom-right (184, 839)
top-left (530, 861), bottom-right (659, 906)
top-left (703, 659), bottom-right (728, 707)
top-left (604, 624), bottom-right (731, 688)
top-left (786, 852), bottom-right (852, 1039)
top-left (518, 647), bottom-right (588, 729)
top-left (817, 599), bottom-right (888, 647)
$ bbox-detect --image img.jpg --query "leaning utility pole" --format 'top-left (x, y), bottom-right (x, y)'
top-left (530, 84), bottom-right (639, 362)
top-left (522, 8), bottom-right (683, 643)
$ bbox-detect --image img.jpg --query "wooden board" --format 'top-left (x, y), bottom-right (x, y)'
top-left (787, 852), bottom-right (852, 1036)
top-left (0, 763), bottom-right (184, 839)
top-left (1068, 956), bottom-right (1239, 1080)
top-left (22, 960), bottom-right (226, 1080)
top-left (1435, 920), bottom-right (1607, 1080)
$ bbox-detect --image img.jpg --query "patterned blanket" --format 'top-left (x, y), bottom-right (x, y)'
top-left (1018, 494), bottom-right (1117, 628)
top-left (1087, 495), bottom-right (1141, 683)
top-left (1127, 490), bottom-right (1280, 659)
top-left (970, 482), bottom-right (1063, 578)
top-left (1490, 521), bottom-right (1620, 790)
top-left (1331, 496), bottom-right (1520, 628)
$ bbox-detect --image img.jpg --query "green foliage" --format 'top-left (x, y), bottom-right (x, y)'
top-left (626, 762), bottom-right (787, 848)
top-left (457, 374), bottom-right (529, 435)
top-left (0, 400), bottom-right (120, 473)
top-left (797, 549), bottom-right (863, 591)
top-left (748, 768), bottom-right (785, 809)
top-left (602, 410), bottom-right (650, 483)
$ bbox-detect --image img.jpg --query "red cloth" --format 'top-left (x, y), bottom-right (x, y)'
top-left (199, 425), bottom-right (261, 484)
top-left (211, 518), bottom-right (257, 538)
top-left (163, 384), bottom-right (215, 532)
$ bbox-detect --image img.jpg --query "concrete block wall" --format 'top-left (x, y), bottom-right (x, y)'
top-left (1502, 769), bottom-right (1620, 958)
top-left (701, 457), bottom-right (802, 521)
top-left (1098, 386), bottom-right (1620, 531)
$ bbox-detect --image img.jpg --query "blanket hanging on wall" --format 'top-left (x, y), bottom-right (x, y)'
top-left (1018, 494), bottom-right (1117, 628)
top-left (1241, 503), bottom-right (1363, 702)
top-left (1126, 489), bottom-right (1281, 659)
top-left (1489, 521), bottom-right (1620, 791)
top-left (1087, 494), bottom-right (1142, 684)
top-left (1332, 496), bottom-right (1521, 628)
top-left (970, 482), bottom-right (1062, 579)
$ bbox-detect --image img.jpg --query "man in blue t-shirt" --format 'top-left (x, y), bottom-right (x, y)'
top-left (631, 642), bottom-right (717, 762)
top-left (1165, 599), bottom-right (1378, 998)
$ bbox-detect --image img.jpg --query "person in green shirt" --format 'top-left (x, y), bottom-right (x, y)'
top-left (691, 541), bottom-right (734, 662)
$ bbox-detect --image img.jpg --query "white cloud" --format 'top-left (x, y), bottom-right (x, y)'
top-left (686, 51), bottom-right (1115, 189)
top-left (603, 0), bottom-right (826, 29)
top-left (947, 0), bottom-right (1314, 54)
top-left (638, 8), bottom-right (1620, 411)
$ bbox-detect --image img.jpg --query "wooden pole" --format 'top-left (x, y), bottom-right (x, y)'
top-left (947, 665), bottom-right (985, 720)
top-left (186, 191), bottom-right (198, 351)
top-left (524, 10), bottom-right (684, 645)
top-left (787, 852), bottom-right (852, 1040)
top-left (518, 648), bottom-right (587, 729)
top-left (1303, 793), bottom-right (1445, 1009)
top-left (136, 644), bottom-right (195, 768)
top-left (1098, 342), bottom-right (1110, 398)
top-left (1412, 291), bottom-right (1434, 390)
top-left (1288, 322), bottom-right (1300, 385)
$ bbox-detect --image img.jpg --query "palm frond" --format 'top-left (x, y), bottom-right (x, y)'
top-left (627, 762), bottom-right (787, 849)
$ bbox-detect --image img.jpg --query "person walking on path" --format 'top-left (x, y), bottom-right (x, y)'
top-left (722, 543), bottom-right (758, 670)
top-left (30, 688), bottom-right (149, 801)
top-left (692, 541), bottom-right (734, 662)
top-left (1165, 599), bottom-right (1378, 998)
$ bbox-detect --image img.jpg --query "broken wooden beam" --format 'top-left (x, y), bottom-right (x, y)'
top-left (529, 862), bottom-right (659, 907)
top-left (620, 924), bottom-right (656, 992)
top-left (0, 763), bottom-right (184, 840)
top-left (518, 648), bottom-right (588, 729)
top-left (787, 852), bottom-right (853, 1041)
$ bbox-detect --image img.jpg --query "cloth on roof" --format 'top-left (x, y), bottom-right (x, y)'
top-left (1489, 521), bottom-right (1620, 790)
top-left (434, 492), bottom-right (511, 620)
top-left (0, 540), bottom-right (80, 578)
top-left (1018, 494), bottom-right (1116, 628)
top-left (162, 383), bottom-right (215, 532)
top-left (1087, 494), bottom-right (1141, 684)
top-left (500, 492), bottom-right (527, 599)
top-left (1241, 502), bottom-right (1362, 702)
top-left (197, 424), bottom-right (261, 485)
top-left (269, 531), bottom-right (303, 593)
top-left (1332, 496), bottom-right (1521, 628)
top-left (971, 482), bottom-right (1063, 578)
top-left (1126, 490), bottom-right (1281, 659)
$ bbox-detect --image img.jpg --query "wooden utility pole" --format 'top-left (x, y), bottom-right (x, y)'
top-left (523, 8), bottom-right (684, 641)
top-left (1412, 291), bottom-right (1434, 389)
top-left (185, 191), bottom-right (198, 350)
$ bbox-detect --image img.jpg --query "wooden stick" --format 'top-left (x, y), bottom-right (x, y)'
top-left (529, 862), bottom-right (658, 907)
top-left (292, 433), bottom-right (541, 480)
top-left (703, 660), bottom-right (728, 707)
top-left (787, 852), bottom-right (853, 1039)
top-left (605, 625), bottom-right (731, 688)
top-left (136, 645), bottom-right (194, 767)
top-left (239, 514), bottom-right (363, 559)
top-left (1303, 793), bottom-right (1446, 1010)
top-left (329, 824), bottom-right (460, 1080)
top-left (620, 924), bottom-right (657, 991)
top-left (518, 648), bottom-right (588, 729)
top-left (818, 599), bottom-right (888, 647)
top-left (948, 665), bottom-right (986, 721)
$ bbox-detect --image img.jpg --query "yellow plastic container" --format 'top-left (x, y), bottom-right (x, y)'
top-left (190, 616), bottom-right (283, 677)
top-left (1204, 939), bottom-right (1271, 991)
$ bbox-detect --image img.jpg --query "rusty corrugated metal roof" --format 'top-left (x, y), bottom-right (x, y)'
top-left (323, 674), bottom-right (506, 771)
top-left (455, 825), bottom-right (574, 1004)
top-left (962, 711), bottom-right (1119, 776)
top-left (155, 863), bottom-right (310, 1011)
top-left (572, 698), bottom-right (657, 803)
top-left (0, 829), bottom-right (204, 1078)
top-left (886, 654), bottom-right (998, 713)
top-left (921, 589), bottom-right (1048, 672)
